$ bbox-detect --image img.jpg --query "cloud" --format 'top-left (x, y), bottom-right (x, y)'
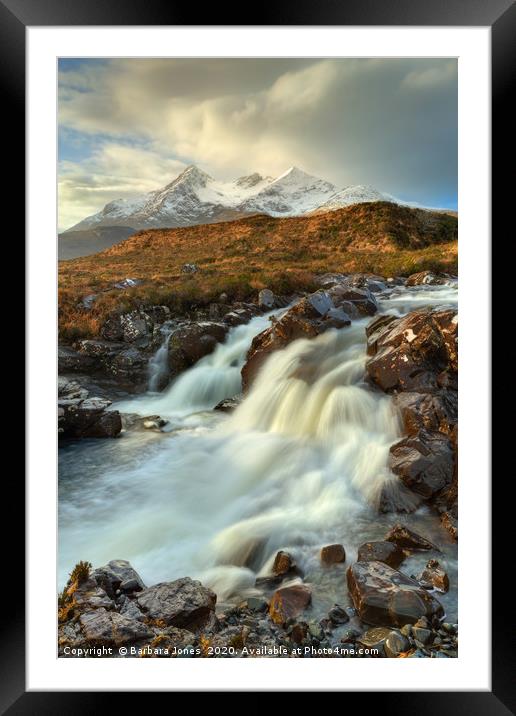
top-left (58, 58), bottom-right (457, 229)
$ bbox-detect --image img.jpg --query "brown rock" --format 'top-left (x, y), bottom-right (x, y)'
top-left (394, 391), bottom-right (457, 438)
top-left (320, 544), bottom-right (346, 565)
top-left (347, 561), bottom-right (444, 628)
top-left (406, 271), bottom-right (447, 286)
top-left (418, 559), bottom-right (450, 593)
top-left (168, 322), bottom-right (228, 377)
top-left (385, 523), bottom-right (440, 551)
top-left (357, 541), bottom-right (405, 568)
top-left (366, 308), bottom-right (458, 393)
top-left (241, 291), bottom-right (350, 390)
top-left (272, 550), bottom-right (296, 576)
top-left (269, 584), bottom-right (312, 625)
top-left (389, 430), bottom-right (454, 499)
top-left (78, 608), bottom-right (153, 647)
top-left (440, 511), bottom-right (458, 540)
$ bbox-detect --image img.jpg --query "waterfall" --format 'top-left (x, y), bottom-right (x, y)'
top-left (147, 322), bottom-right (175, 392)
top-left (59, 283), bottom-right (458, 604)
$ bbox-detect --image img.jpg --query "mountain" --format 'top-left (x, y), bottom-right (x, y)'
top-left (64, 165), bottom-right (415, 238)
top-left (58, 226), bottom-right (137, 260)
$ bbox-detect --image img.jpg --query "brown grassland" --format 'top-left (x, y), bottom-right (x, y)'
top-left (58, 202), bottom-right (458, 341)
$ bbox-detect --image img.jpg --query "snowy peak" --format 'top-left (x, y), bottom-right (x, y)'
top-left (66, 165), bottom-right (407, 233)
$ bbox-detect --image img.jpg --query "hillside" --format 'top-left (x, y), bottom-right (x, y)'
top-left (58, 201), bottom-right (457, 340)
top-left (58, 226), bottom-right (137, 260)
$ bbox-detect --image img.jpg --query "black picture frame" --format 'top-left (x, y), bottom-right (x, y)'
top-left (6, 0), bottom-right (511, 709)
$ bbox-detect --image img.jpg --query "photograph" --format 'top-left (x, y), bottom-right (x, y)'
top-left (56, 56), bottom-right (460, 661)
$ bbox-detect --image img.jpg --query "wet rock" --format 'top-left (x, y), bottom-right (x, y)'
top-left (384, 630), bottom-right (411, 657)
top-left (328, 605), bottom-right (349, 625)
top-left (320, 544), bottom-right (346, 565)
top-left (327, 285), bottom-right (378, 317)
top-left (258, 289), bottom-right (275, 310)
top-left (385, 523), bottom-right (440, 551)
top-left (58, 394), bottom-right (122, 439)
top-left (142, 416), bottom-right (168, 430)
top-left (168, 322), bottom-right (228, 376)
top-left (366, 308), bottom-right (458, 393)
top-left (269, 584), bottom-right (312, 626)
top-left (92, 560), bottom-right (145, 598)
top-left (417, 559), bottom-right (450, 593)
top-left (245, 597), bottom-right (268, 613)
top-left (346, 561), bottom-right (444, 628)
top-left (272, 550), bottom-right (297, 577)
top-left (136, 578), bottom-right (216, 631)
top-left (78, 608), bottom-right (153, 647)
top-left (241, 291), bottom-right (349, 390)
top-left (412, 626), bottom-right (433, 645)
top-left (289, 621), bottom-right (309, 644)
top-left (358, 626), bottom-right (391, 655)
top-left (389, 430), bottom-right (454, 499)
top-left (357, 541), bottom-right (405, 569)
top-left (213, 396), bottom-right (242, 413)
top-left (223, 305), bottom-right (259, 327)
top-left (406, 271), bottom-right (447, 286)
top-left (394, 391), bottom-right (457, 438)
top-left (440, 511), bottom-right (458, 540)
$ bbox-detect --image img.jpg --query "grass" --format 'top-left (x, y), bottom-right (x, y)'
top-left (58, 202), bottom-right (458, 341)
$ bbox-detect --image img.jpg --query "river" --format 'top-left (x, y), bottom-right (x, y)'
top-left (58, 281), bottom-right (458, 621)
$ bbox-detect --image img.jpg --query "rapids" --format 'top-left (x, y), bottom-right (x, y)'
top-left (58, 281), bottom-right (458, 619)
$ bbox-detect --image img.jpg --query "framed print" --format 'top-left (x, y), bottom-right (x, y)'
top-left (6, 0), bottom-right (512, 708)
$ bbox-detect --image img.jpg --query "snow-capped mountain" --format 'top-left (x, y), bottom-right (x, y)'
top-left (65, 165), bottom-right (402, 233)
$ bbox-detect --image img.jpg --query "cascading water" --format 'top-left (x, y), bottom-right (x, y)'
top-left (58, 281), bottom-right (458, 617)
top-left (147, 321), bottom-right (175, 392)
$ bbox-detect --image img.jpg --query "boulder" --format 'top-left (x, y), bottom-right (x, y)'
top-left (269, 584), bottom-right (312, 625)
top-left (394, 391), bottom-right (457, 438)
top-left (347, 561), bottom-right (444, 628)
top-left (136, 578), bottom-right (216, 631)
top-left (78, 608), bottom-right (153, 647)
top-left (181, 263), bottom-right (198, 273)
top-left (320, 544), bottom-right (346, 565)
top-left (258, 288), bottom-right (275, 310)
top-left (58, 346), bottom-right (97, 373)
top-left (406, 271), bottom-right (447, 287)
top-left (389, 431), bottom-right (454, 499)
top-left (168, 322), bottom-right (228, 376)
top-left (272, 550), bottom-right (297, 577)
top-left (384, 630), bottom-right (411, 657)
top-left (92, 560), bottom-right (145, 598)
top-left (357, 541), bottom-right (405, 568)
top-left (241, 292), bottom-right (350, 390)
top-left (58, 395), bottom-right (122, 439)
top-left (327, 285), bottom-right (378, 316)
top-left (213, 396), bottom-right (241, 412)
top-left (385, 523), bottom-right (440, 552)
top-left (417, 559), bottom-right (450, 593)
top-left (366, 308), bottom-right (458, 393)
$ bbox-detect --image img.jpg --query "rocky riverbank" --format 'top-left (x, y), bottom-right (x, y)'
top-left (58, 521), bottom-right (457, 659)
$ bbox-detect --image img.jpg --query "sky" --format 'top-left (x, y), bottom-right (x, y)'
top-left (58, 58), bottom-right (457, 231)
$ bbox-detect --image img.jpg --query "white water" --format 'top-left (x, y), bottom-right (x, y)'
top-left (147, 322), bottom-right (175, 392)
top-left (59, 281), bottom-right (458, 614)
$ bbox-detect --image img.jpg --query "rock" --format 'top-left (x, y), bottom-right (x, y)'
top-left (366, 308), bottom-right (458, 393)
top-left (440, 511), bottom-right (458, 540)
top-left (120, 311), bottom-right (154, 342)
top-left (357, 541), bottom-right (405, 569)
top-left (327, 285), bottom-right (378, 317)
top-left (213, 396), bottom-right (241, 412)
top-left (136, 578), bottom-right (216, 630)
top-left (389, 430), bottom-right (454, 499)
top-left (181, 263), bottom-right (198, 274)
top-left (113, 277), bottom-right (141, 289)
top-left (241, 292), bottom-right (349, 390)
top-left (78, 608), bottom-right (153, 647)
top-left (417, 559), bottom-right (450, 593)
top-left (394, 391), bottom-right (457, 438)
top-left (142, 416), bottom-right (168, 430)
top-left (92, 560), bottom-right (145, 598)
top-left (258, 289), bottom-right (275, 310)
top-left (100, 314), bottom-right (124, 342)
top-left (384, 630), bottom-right (411, 657)
top-left (58, 346), bottom-right (97, 373)
top-left (412, 626), bottom-right (434, 645)
top-left (346, 561), bottom-right (444, 628)
top-left (357, 626), bottom-right (391, 655)
top-left (82, 294), bottom-right (97, 310)
top-left (272, 550), bottom-right (297, 577)
top-left (385, 523), bottom-right (440, 551)
top-left (58, 394), bottom-right (122, 439)
top-left (320, 544), bottom-right (346, 565)
top-left (58, 376), bottom-right (89, 400)
top-left (328, 605), bottom-right (349, 625)
top-left (289, 621), bottom-right (309, 644)
top-left (168, 322), bottom-right (228, 376)
top-left (269, 584), bottom-right (312, 626)
top-left (245, 597), bottom-right (268, 613)
top-left (406, 270), bottom-right (447, 286)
